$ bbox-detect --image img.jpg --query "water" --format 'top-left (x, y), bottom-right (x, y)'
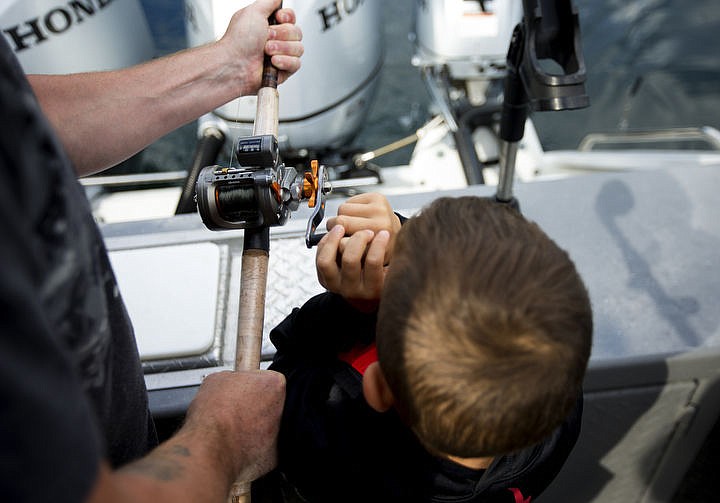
top-left (135, 0), bottom-right (720, 175)
top-left (535, 0), bottom-right (720, 151)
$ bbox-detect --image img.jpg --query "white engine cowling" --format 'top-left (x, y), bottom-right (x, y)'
top-left (412, 0), bottom-right (522, 80)
top-left (186, 0), bottom-right (384, 152)
top-left (0, 0), bottom-right (155, 73)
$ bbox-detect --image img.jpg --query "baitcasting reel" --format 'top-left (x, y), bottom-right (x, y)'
top-left (195, 134), bottom-right (330, 247)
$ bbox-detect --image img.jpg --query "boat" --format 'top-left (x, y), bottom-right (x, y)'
top-left (3, 1), bottom-right (719, 501)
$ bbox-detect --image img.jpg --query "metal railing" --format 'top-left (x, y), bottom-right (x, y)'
top-left (578, 126), bottom-right (720, 152)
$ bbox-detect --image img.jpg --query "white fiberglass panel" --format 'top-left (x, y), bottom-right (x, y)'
top-left (109, 243), bottom-right (220, 360)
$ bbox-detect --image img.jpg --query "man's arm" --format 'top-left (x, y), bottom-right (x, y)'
top-left (85, 370), bottom-right (285, 503)
top-left (28, 0), bottom-right (303, 176)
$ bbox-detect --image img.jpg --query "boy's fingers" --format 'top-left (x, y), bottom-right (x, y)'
top-left (342, 192), bottom-right (382, 205)
top-left (325, 216), bottom-right (338, 230)
top-left (338, 236), bottom-right (350, 256)
top-left (316, 225), bottom-right (344, 289)
top-left (340, 230), bottom-right (375, 287)
top-left (326, 215), bottom-right (370, 231)
top-left (334, 215), bottom-right (375, 235)
top-left (363, 231), bottom-right (389, 294)
top-left (337, 202), bottom-right (377, 219)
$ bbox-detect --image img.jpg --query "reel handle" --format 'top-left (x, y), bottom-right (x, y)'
top-left (303, 160), bottom-right (330, 248)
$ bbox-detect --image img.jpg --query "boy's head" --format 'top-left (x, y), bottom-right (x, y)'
top-left (368, 196), bottom-right (592, 459)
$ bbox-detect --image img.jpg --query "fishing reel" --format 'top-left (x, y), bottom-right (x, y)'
top-left (195, 134), bottom-right (330, 247)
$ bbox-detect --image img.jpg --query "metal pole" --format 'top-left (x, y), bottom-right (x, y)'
top-left (496, 140), bottom-right (518, 202)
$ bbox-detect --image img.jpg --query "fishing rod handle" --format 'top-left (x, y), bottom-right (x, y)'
top-left (235, 248), bottom-right (268, 370)
top-left (253, 87), bottom-right (278, 137)
top-left (253, 4), bottom-right (281, 137)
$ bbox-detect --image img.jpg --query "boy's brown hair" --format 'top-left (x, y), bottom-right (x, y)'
top-left (376, 197), bottom-right (592, 458)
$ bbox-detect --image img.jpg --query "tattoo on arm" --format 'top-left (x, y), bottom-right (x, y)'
top-left (120, 444), bottom-right (191, 482)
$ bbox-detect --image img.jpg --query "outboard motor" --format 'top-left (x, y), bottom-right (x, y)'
top-left (185, 0), bottom-right (383, 157)
top-left (413, 0), bottom-right (522, 95)
top-left (411, 0), bottom-right (523, 184)
top-left (0, 0), bottom-right (155, 73)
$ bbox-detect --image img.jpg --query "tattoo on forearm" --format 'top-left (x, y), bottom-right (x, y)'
top-left (169, 445), bottom-right (191, 458)
top-left (121, 444), bottom-right (191, 482)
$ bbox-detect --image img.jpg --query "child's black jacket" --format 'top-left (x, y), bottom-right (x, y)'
top-left (269, 292), bottom-right (582, 503)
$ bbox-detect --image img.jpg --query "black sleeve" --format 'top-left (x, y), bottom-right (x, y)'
top-left (0, 130), bottom-right (102, 501)
top-left (0, 38), bottom-right (102, 501)
top-left (0, 255), bottom-right (102, 502)
top-left (269, 291), bottom-right (377, 364)
top-left (267, 293), bottom-right (408, 503)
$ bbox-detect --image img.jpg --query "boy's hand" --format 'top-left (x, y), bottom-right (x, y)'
top-left (326, 193), bottom-right (401, 265)
top-left (316, 225), bottom-right (389, 312)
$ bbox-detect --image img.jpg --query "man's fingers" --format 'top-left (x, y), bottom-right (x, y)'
top-left (254, 0), bottom-right (284, 18)
top-left (271, 55), bottom-right (302, 77)
top-left (268, 22), bottom-right (303, 42)
top-left (275, 7), bottom-right (297, 25)
top-left (266, 38), bottom-right (304, 58)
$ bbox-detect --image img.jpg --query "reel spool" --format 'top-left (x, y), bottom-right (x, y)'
top-left (195, 135), bottom-right (330, 245)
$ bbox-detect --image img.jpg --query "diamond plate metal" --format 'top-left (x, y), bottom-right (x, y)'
top-left (262, 236), bottom-right (326, 357)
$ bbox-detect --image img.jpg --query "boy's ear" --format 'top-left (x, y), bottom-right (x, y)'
top-left (362, 361), bottom-right (395, 412)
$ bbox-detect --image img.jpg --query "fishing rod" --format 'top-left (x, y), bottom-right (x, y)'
top-left (193, 7), bottom-right (330, 502)
top-left (497, 0), bottom-right (589, 206)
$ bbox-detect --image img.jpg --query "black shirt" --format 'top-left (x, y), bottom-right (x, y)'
top-left (270, 292), bottom-right (582, 502)
top-left (0, 37), bottom-right (157, 502)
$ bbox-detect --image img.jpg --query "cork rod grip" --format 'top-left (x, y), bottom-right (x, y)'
top-left (235, 250), bottom-right (269, 370)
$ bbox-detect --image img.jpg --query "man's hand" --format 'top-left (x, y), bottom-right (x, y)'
top-left (316, 225), bottom-right (390, 312)
top-left (29, 0), bottom-right (303, 176)
top-left (219, 0), bottom-right (303, 96)
top-left (183, 369), bottom-right (286, 483)
top-left (88, 370), bottom-right (285, 503)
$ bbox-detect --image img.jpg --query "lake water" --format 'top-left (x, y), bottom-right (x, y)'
top-left (135, 0), bottom-right (720, 173)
